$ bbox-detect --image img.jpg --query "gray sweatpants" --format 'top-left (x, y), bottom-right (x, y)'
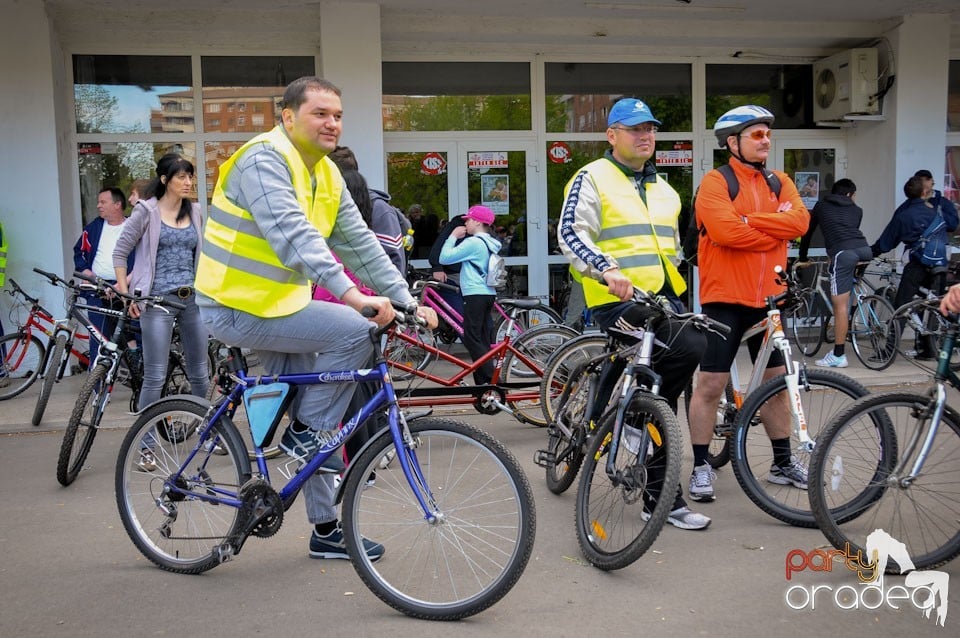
top-left (199, 299), bottom-right (374, 524)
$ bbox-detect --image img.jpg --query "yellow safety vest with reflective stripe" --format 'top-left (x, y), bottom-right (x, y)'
top-left (195, 126), bottom-right (342, 318)
top-left (577, 159), bottom-right (686, 307)
top-left (0, 222), bottom-right (7, 288)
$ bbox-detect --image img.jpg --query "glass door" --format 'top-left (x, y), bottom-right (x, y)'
top-left (458, 141), bottom-right (543, 298)
top-left (383, 140), bottom-right (544, 297)
top-left (774, 137), bottom-right (846, 259)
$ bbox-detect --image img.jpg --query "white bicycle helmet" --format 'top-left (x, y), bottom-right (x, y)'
top-left (713, 105), bottom-right (775, 149)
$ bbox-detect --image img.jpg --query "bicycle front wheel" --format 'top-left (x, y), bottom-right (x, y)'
top-left (809, 391), bottom-right (960, 571)
top-left (0, 333), bottom-right (45, 400)
top-left (575, 394), bottom-right (682, 570)
top-left (115, 398), bottom-right (250, 574)
top-left (384, 325), bottom-right (436, 382)
top-left (32, 332), bottom-right (69, 426)
top-left (731, 369), bottom-right (869, 527)
top-left (503, 324), bottom-right (577, 426)
top-left (850, 294), bottom-right (897, 370)
top-left (56, 362), bottom-right (110, 485)
top-left (341, 417), bottom-right (536, 620)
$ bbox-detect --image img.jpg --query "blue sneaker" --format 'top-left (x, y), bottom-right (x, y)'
top-left (279, 424), bottom-right (345, 473)
top-left (309, 523), bottom-right (384, 561)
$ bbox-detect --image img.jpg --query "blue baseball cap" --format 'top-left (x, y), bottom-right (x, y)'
top-left (607, 98), bottom-right (662, 128)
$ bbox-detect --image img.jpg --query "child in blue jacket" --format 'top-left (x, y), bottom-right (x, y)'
top-left (439, 205), bottom-right (502, 384)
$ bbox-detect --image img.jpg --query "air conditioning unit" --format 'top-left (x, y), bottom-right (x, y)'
top-left (813, 48), bottom-right (879, 121)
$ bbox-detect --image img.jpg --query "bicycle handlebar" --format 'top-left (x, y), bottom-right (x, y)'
top-left (411, 278), bottom-right (460, 295)
top-left (5, 277), bottom-right (39, 305)
top-left (70, 271), bottom-right (186, 311)
top-left (629, 287), bottom-right (732, 337)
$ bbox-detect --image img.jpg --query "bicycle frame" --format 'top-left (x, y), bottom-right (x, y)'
top-left (899, 319), bottom-right (960, 481)
top-left (385, 319), bottom-right (546, 410)
top-left (418, 281), bottom-right (536, 340)
top-left (729, 298), bottom-right (815, 450)
top-left (167, 345), bottom-right (440, 521)
top-left (5, 280), bottom-right (90, 369)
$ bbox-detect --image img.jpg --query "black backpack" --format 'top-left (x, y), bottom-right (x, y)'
top-left (682, 164), bottom-right (782, 266)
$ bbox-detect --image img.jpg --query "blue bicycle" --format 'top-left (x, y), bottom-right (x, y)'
top-left (114, 303), bottom-right (536, 620)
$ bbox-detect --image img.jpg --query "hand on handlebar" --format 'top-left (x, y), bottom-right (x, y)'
top-left (415, 305), bottom-right (438, 330)
top-left (602, 268), bottom-right (633, 302)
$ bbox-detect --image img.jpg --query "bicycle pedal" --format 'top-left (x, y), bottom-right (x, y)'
top-left (215, 543), bottom-right (236, 564)
top-left (533, 449), bottom-right (556, 468)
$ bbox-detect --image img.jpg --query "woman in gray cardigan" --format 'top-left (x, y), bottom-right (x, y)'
top-left (113, 154), bottom-right (208, 449)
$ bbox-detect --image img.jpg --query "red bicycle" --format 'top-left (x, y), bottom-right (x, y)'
top-left (0, 274), bottom-right (90, 401)
top-left (385, 304), bottom-right (576, 426)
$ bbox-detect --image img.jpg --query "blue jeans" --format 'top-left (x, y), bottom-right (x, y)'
top-left (199, 299), bottom-right (374, 525)
top-left (137, 293), bottom-right (209, 410)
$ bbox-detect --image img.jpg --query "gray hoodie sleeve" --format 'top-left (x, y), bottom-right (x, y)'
top-left (228, 144), bottom-right (412, 306)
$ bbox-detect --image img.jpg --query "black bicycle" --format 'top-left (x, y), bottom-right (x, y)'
top-left (56, 273), bottom-right (186, 486)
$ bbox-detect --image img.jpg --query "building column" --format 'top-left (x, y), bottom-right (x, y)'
top-left (319, 2), bottom-right (386, 189)
top-left (0, 0), bottom-right (71, 311)
top-left (890, 14), bottom-right (952, 198)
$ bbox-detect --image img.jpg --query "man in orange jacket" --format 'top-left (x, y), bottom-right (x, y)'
top-left (685, 105), bottom-right (810, 504)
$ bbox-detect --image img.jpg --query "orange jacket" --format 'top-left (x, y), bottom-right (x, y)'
top-left (695, 158), bottom-right (809, 308)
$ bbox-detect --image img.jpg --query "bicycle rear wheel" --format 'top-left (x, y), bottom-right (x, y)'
top-left (0, 333), bottom-right (45, 400)
top-left (493, 302), bottom-right (562, 343)
top-left (543, 358), bottom-right (601, 494)
top-left (341, 417), bottom-right (536, 620)
top-left (850, 294), bottom-right (897, 370)
top-left (682, 378), bottom-right (736, 469)
top-left (503, 324), bottom-right (577, 426)
top-left (56, 362), bottom-right (110, 485)
top-left (575, 394), bottom-right (681, 570)
top-left (809, 392), bottom-right (960, 571)
top-left (731, 369), bottom-right (869, 527)
top-left (785, 290), bottom-right (826, 357)
top-left (32, 332), bottom-right (69, 426)
top-left (539, 332), bottom-right (608, 425)
top-left (115, 398), bottom-right (251, 574)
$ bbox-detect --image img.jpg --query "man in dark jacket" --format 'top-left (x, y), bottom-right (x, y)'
top-left (73, 187), bottom-right (135, 349)
top-left (872, 173), bottom-right (960, 359)
top-left (428, 214), bottom-right (467, 317)
top-left (798, 179), bottom-right (872, 368)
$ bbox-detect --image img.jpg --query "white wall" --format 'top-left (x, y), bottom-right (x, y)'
top-left (845, 14), bottom-right (952, 247)
top-left (320, 2), bottom-right (386, 190)
top-left (0, 0), bottom-right (70, 317)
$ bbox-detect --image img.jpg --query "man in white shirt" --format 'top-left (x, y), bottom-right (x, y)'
top-left (73, 187), bottom-right (134, 349)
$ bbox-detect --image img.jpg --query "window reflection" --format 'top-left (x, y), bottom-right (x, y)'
top-left (382, 62), bottom-right (531, 131)
top-left (73, 55), bottom-right (192, 134)
top-left (77, 142), bottom-right (196, 225)
top-left (705, 64), bottom-right (814, 130)
top-left (544, 62), bottom-right (691, 133)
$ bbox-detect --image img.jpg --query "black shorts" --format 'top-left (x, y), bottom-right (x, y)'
top-left (828, 246), bottom-right (874, 296)
top-left (699, 302), bottom-right (784, 373)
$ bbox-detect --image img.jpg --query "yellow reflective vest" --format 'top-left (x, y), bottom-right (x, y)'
top-left (574, 159), bottom-right (686, 307)
top-left (195, 126), bottom-right (342, 318)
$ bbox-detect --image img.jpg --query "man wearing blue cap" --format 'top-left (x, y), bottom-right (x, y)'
top-left (557, 97), bottom-right (711, 531)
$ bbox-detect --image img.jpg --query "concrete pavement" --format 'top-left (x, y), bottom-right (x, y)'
top-left (0, 349), bottom-right (956, 637)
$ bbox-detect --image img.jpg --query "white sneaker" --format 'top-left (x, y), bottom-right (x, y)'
top-left (815, 352), bottom-right (848, 368)
top-left (688, 463), bottom-right (716, 502)
top-left (641, 506), bottom-right (712, 530)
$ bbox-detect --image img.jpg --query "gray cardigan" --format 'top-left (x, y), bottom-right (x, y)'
top-left (113, 197), bottom-right (203, 297)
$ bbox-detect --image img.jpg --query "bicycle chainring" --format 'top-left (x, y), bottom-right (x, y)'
top-left (239, 479), bottom-right (284, 538)
top-left (474, 387), bottom-right (507, 415)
